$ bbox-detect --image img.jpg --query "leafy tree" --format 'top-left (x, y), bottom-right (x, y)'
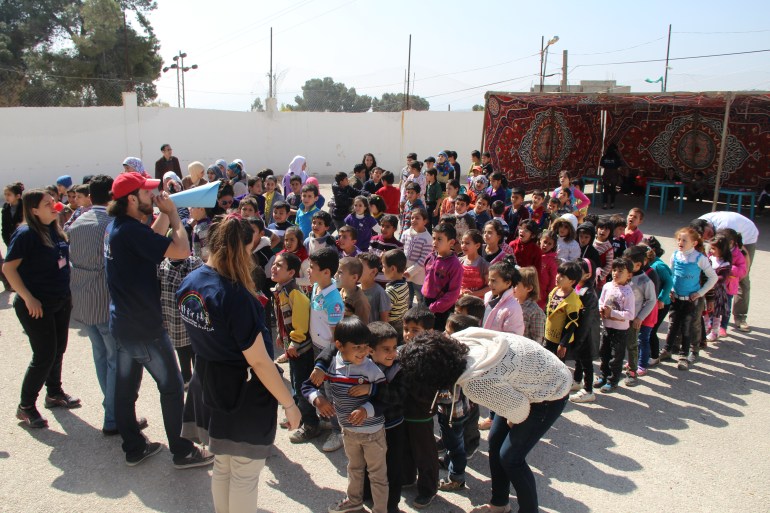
top-left (0, 0), bottom-right (161, 107)
top-left (472, 104), bottom-right (485, 111)
top-left (371, 93), bottom-right (429, 112)
top-left (286, 77), bottom-right (371, 112)
top-left (250, 96), bottom-right (264, 112)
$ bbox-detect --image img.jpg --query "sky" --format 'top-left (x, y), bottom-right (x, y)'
top-left (144, 0), bottom-right (770, 111)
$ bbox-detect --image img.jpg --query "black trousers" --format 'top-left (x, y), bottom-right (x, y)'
top-left (666, 299), bottom-right (700, 357)
top-left (403, 420), bottom-right (438, 498)
top-left (14, 295), bottom-right (72, 407)
top-left (599, 327), bottom-right (627, 385)
top-left (424, 297), bottom-right (450, 333)
top-left (175, 345), bottom-right (195, 383)
top-left (573, 358), bottom-right (594, 393)
top-left (364, 422), bottom-right (406, 513)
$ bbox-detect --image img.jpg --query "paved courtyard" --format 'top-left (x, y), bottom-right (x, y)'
top-left (0, 192), bottom-right (768, 513)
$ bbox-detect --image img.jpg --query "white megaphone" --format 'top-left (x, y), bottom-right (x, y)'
top-left (169, 181), bottom-right (220, 208)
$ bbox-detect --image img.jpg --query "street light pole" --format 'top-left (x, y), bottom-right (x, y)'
top-left (162, 51), bottom-right (197, 108)
top-left (539, 35), bottom-right (559, 92)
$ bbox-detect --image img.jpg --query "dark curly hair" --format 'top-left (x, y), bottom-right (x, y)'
top-left (399, 331), bottom-right (469, 393)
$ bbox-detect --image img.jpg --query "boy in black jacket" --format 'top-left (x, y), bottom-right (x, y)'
top-left (576, 221), bottom-right (602, 272)
top-left (569, 259), bottom-right (601, 403)
top-left (313, 322), bottom-right (406, 513)
top-left (331, 172), bottom-right (359, 233)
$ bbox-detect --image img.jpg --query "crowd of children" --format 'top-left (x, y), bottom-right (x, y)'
top-left (1, 152), bottom-right (755, 513)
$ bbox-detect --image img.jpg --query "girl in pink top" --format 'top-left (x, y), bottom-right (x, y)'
top-left (551, 170), bottom-right (590, 211)
top-left (483, 256), bottom-right (525, 335)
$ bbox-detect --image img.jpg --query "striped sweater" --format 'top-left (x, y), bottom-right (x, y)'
top-left (401, 227), bottom-right (433, 285)
top-left (303, 353), bottom-right (386, 433)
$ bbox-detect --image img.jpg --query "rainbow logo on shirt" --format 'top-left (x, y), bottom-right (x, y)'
top-left (179, 291), bottom-right (213, 332)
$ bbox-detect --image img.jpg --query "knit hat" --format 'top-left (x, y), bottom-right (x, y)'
top-left (56, 175), bottom-right (73, 188)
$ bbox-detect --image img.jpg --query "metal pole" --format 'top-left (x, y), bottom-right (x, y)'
top-left (539, 36), bottom-right (545, 92)
top-left (663, 24), bottom-right (672, 92)
top-left (561, 49), bottom-right (568, 92)
top-left (180, 53), bottom-right (186, 108)
top-left (711, 92), bottom-right (734, 211)
top-left (175, 57), bottom-right (180, 108)
top-left (406, 34), bottom-right (412, 110)
top-left (269, 27), bottom-right (273, 98)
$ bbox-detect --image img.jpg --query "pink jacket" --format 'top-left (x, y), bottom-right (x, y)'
top-left (726, 246), bottom-right (747, 296)
top-left (483, 288), bottom-right (525, 335)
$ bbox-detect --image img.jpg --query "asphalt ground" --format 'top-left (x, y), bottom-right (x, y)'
top-left (0, 189), bottom-right (768, 513)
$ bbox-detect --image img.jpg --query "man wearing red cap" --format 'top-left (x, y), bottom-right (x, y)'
top-left (104, 172), bottom-right (213, 469)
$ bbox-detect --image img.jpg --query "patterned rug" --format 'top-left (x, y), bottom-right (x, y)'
top-left (484, 92), bottom-right (770, 190)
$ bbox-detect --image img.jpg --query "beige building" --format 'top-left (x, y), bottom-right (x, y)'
top-left (531, 79), bottom-right (631, 93)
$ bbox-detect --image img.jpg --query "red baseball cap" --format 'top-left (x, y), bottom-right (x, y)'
top-left (112, 172), bottom-right (161, 199)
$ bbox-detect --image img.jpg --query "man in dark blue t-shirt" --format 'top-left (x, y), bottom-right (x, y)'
top-left (105, 171), bottom-right (213, 469)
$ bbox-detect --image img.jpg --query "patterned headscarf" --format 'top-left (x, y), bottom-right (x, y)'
top-left (122, 157), bottom-right (149, 178)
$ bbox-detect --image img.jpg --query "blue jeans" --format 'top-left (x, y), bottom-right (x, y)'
top-left (85, 323), bottom-right (117, 430)
top-left (721, 295), bottom-right (733, 329)
top-left (438, 412), bottom-right (467, 483)
top-left (488, 396), bottom-right (568, 513)
top-left (637, 325), bottom-right (653, 370)
top-left (114, 332), bottom-right (192, 458)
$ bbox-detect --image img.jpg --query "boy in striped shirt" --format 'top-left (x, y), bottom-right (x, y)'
top-left (382, 249), bottom-right (410, 343)
top-left (303, 318), bottom-right (388, 513)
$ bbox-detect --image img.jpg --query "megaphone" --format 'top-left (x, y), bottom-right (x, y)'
top-left (169, 181), bottom-right (220, 208)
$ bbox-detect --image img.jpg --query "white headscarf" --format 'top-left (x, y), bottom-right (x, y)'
top-left (283, 155), bottom-right (308, 195)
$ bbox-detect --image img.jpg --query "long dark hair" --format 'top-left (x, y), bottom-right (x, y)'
top-left (22, 189), bottom-right (65, 247)
top-left (207, 214), bottom-right (257, 297)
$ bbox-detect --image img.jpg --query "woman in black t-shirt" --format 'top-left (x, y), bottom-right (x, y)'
top-left (178, 214), bottom-right (300, 512)
top-left (3, 189), bottom-right (80, 429)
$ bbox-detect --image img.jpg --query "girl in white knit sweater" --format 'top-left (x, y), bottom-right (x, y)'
top-left (399, 328), bottom-right (571, 513)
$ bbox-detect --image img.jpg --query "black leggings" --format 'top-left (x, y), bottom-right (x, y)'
top-left (573, 358), bottom-right (594, 393)
top-left (14, 295), bottom-right (72, 407)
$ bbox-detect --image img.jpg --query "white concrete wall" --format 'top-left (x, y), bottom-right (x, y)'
top-left (0, 94), bottom-right (484, 188)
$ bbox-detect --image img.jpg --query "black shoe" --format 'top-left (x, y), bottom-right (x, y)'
top-left (44, 392), bottom-right (81, 409)
top-left (126, 442), bottom-right (163, 467)
top-left (173, 446), bottom-right (214, 469)
top-left (412, 494), bottom-right (436, 509)
top-left (102, 417), bottom-right (148, 436)
top-left (16, 405), bottom-right (48, 429)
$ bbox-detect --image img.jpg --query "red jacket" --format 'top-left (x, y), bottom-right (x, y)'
top-left (376, 185), bottom-right (401, 215)
top-left (538, 251), bottom-right (558, 310)
top-left (509, 238), bottom-right (542, 270)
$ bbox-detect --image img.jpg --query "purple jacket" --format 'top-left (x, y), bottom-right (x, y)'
top-left (421, 252), bottom-right (462, 314)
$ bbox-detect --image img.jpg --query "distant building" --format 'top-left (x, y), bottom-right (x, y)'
top-left (530, 80), bottom-right (631, 93)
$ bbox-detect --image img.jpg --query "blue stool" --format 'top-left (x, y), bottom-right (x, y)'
top-left (644, 181), bottom-right (684, 215)
top-left (719, 188), bottom-right (757, 220)
top-left (581, 175), bottom-right (602, 206)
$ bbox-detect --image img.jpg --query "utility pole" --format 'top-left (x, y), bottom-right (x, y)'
top-left (539, 36), bottom-right (545, 92)
top-left (561, 49), bottom-right (568, 92)
top-left (122, 10), bottom-right (133, 91)
top-left (269, 27), bottom-right (273, 98)
top-left (663, 24), bottom-right (672, 92)
top-left (406, 34), bottom-right (412, 110)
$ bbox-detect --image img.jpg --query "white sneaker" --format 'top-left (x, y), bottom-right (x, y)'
top-left (570, 381), bottom-right (582, 392)
top-left (322, 432), bottom-right (343, 452)
top-left (706, 331), bottom-right (718, 342)
top-left (569, 389), bottom-right (596, 403)
top-left (687, 352), bottom-right (697, 364)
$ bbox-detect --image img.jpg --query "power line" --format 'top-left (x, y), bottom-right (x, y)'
top-left (570, 48), bottom-right (770, 73)
top-left (674, 28), bottom-right (770, 34)
top-left (570, 36), bottom-right (666, 56)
